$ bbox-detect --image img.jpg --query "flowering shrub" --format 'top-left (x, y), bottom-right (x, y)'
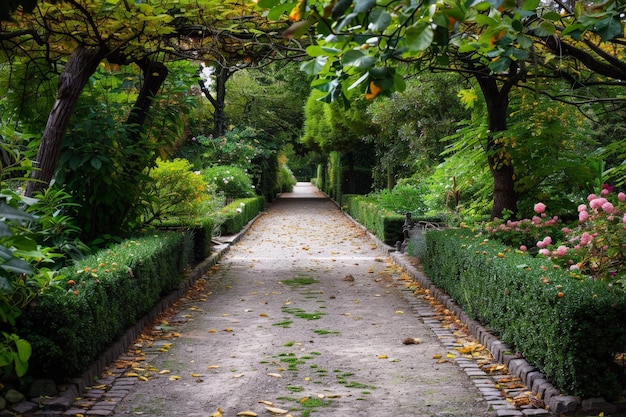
top-left (202, 165), bottom-right (254, 198)
top-left (485, 184), bottom-right (626, 287)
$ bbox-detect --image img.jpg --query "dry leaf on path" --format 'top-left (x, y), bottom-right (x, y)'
top-left (236, 411), bottom-right (258, 416)
top-left (267, 372), bottom-right (282, 378)
top-left (265, 406), bottom-right (289, 414)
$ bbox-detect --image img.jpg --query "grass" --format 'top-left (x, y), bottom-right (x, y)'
top-left (313, 329), bottom-right (340, 335)
top-left (282, 306), bottom-right (325, 320)
top-left (280, 275), bottom-right (319, 287)
top-left (273, 320), bottom-right (293, 328)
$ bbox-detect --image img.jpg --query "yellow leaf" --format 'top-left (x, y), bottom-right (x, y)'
top-left (447, 353), bottom-right (456, 358)
top-left (395, 310), bottom-right (404, 314)
top-left (191, 373), bottom-right (201, 377)
top-left (169, 375), bottom-right (181, 380)
top-left (233, 373), bottom-right (244, 378)
top-left (208, 365), bottom-right (220, 369)
top-left (432, 354), bottom-right (442, 359)
top-left (124, 372), bottom-right (139, 377)
top-left (260, 313), bottom-right (269, 317)
top-left (138, 376), bottom-right (149, 382)
top-left (159, 370), bottom-right (171, 374)
top-left (211, 408), bottom-right (223, 417)
top-left (236, 412), bottom-right (258, 416)
top-left (258, 400), bottom-right (274, 406)
top-left (377, 355), bottom-right (388, 359)
top-left (265, 405), bottom-right (289, 414)
top-left (209, 329), bottom-right (218, 333)
top-left (268, 372), bottom-right (282, 378)
top-left (224, 328), bottom-right (234, 332)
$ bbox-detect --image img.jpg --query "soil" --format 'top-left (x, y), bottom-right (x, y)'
top-left (107, 183), bottom-right (495, 417)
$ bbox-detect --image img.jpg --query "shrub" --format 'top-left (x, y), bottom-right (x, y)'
top-left (423, 228), bottom-right (626, 399)
top-left (19, 231), bottom-right (192, 379)
top-left (216, 196), bottom-right (266, 235)
top-left (278, 164), bottom-right (296, 193)
top-left (341, 194), bottom-right (404, 245)
top-left (142, 158), bottom-right (209, 225)
top-left (202, 165), bottom-right (254, 198)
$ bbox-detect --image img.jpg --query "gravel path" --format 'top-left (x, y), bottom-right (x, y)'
top-left (105, 183), bottom-right (495, 417)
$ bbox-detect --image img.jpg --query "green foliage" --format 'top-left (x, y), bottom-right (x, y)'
top-left (341, 194), bottom-right (404, 245)
top-left (19, 231), bottom-right (191, 378)
top-left (374, 184), bottom-right (429, 217)
top-left (366, 74), bottom-right (470, 185)
top-left (202, 165), bottom-right (254, 198)
top-left (142, 158), bottom-right (209, 225)
top-left (423, 228), bottom-right (626, 399)
top-left (216, 196), bottom-right (266, 235)
top-left (197, 127), bottom-right (264, 170)
top-left (278, 163), bottom-right (296, 193)
top-left (57, 109), bottom-right (159, 240)
top-left (0, 190), bottom-right (68, 378)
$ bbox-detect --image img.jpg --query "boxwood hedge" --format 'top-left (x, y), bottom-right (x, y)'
top-left (423, 228), bottom-right (626, 399)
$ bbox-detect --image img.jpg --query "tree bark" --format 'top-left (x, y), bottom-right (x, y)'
top-left (474, 73), bottom-right (518, 219)
top-left (198, 64), bottom-right (233, 137)
top-left (26, 46), bottom-right (105, 196)
top-left (127, 58), bottom-right (169, 128)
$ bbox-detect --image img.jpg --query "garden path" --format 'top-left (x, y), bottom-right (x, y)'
top-left (101, 182), bottom-right (501, 417)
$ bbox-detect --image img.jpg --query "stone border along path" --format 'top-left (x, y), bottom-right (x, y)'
top-left (14, 183), bottom-right (584, 417)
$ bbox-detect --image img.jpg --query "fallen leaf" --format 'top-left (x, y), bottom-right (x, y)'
top-left (211, 408), bottom-right (223, 417)
top-left (377, 355), bottom-right (388, 359)
top-left (224, 328), bottom-right (234, 332)
top-left (124, 372), bottom-right (139, 377)
top-left (258, 400), bottom-right (274, 406)
top-left (208, 329), bottom-right (218, 333)
top-left (267, 372), bottom-right (282, 378)
top-left (138, 376), bottom-right (149, 382)
top-left (233, 373), bottom-right (244, 378)
top-left (260, 313), bottom-right (268, 317)
top-left (208, 365), bottom-right (220, 369)
top-left (403, 338), bottom-right (422, 345)
top-left (265, 405), bottom-right (289, 414)
top-left (191, 373), bottom-right (201, 377)
top-left (236, 412), bottom-right (258, 416)
top-left (432, 354), bottom-right (442, 359)
top-left (395, 310), bottom-right (404, 314)
top-left (159, 370), bottom-right (171, 374)
top-left (169, 375), bottom-right (181, 380)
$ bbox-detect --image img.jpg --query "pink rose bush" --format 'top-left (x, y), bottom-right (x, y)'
top-left (484, 185), bottom-right (626, 286)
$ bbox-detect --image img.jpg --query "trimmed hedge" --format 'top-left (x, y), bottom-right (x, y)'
top-left (218, 196), bottom-right (266, 235)
top-left (341, 194), bottom-right (405, 245)
top-left (158, 216), bottom-right (215, 262)
top-left (423, 228), bottom-right (626, 399)
top-left (20, 231), bottom-right (192, 379)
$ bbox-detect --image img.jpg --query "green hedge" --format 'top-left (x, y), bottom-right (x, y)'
top-left (19, 231), bottom-right (192, 379)
top-left (218, 196), bottom-right (265, 235)
top-left (341, 194), bottom-right (405, 245)
top-left (423, 228), bottom-right (626, 399)
top-left (158, 215), bottom-right (215, 262)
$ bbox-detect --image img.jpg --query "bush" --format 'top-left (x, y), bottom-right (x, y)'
top-left (19, 231), bottom-right (192, 379)
top-left (341, 194), bottom-right (404, 245)
top-left (216, 196), bottom-right (266, 235)
top-left (142, 159), bottom-right (209, 224)
top-left (202, 165), bottom-right (254, 198)
top-left (278, 164), bottom-right (296, 193)
top-left (423, 228), bottom-right (626, 399)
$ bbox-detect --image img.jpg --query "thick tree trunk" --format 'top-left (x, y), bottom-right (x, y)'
top-left (127, 58), bottom-right (169, 128)
top-left (474, 73), bottom-right (518, 219)
top-left (26, 46), bottom-right (105, 196)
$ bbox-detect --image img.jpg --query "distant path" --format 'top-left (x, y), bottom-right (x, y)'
top-left (109, 182), bottom-right (494, 417)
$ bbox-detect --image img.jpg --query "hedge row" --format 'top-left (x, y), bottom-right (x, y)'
top-left (218, 196), bottom-right (266, 235)
top-left (423, 228), bottom-right (626, 399)
top-left (19, 197), bottom-right (265, 380)
top-left (341, 194), bottom-right (404, 245)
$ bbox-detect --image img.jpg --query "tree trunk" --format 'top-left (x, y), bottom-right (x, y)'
top-left (26, 46), bottom-right (105, 196)
top-left (197, 64), bottom-right (232, 137)
top-left (127, 58), bottom-right (169, 128)
top-left (474, 73), bottom-right (518, 219)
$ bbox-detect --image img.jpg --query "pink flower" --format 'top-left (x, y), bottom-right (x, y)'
top-left (543, 236), bottom-right (552, 245)
top-left (561, 227), bottom-right (571, 234)
top-left (580, 232), bottom-right (593, 246)
top-left (590, 198), bottom-right (608, 210)
top-left (587, 193), bottom-right (597, 202)
top-left (579, 211), bottom-right (589, 222)
top-left (555, 245), bottom-right (568, 256)
top-left (519, 245), bottom-right (527, 251)
top-left (623, 213), bottom-right (626, 224)
top-left (578, 204), bottom-right (587, 212)
top-left (569, 264), bottom-right (579, 271)
top-left (602, 202), bottom-right (615, 214)
top-left (536, 241), bottom-right (546, 249)
top-left (601, 188), bottom-right (610, 196)
top-left (534, 202), bottom-right (546, 214)
top-left (619, 192), bottom-right (626, 202)
top-left (539, 248), bottom-right (551, 256)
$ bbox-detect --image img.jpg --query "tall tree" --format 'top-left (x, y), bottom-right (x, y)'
top-left (259, 0), bottom-right (625, 218)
